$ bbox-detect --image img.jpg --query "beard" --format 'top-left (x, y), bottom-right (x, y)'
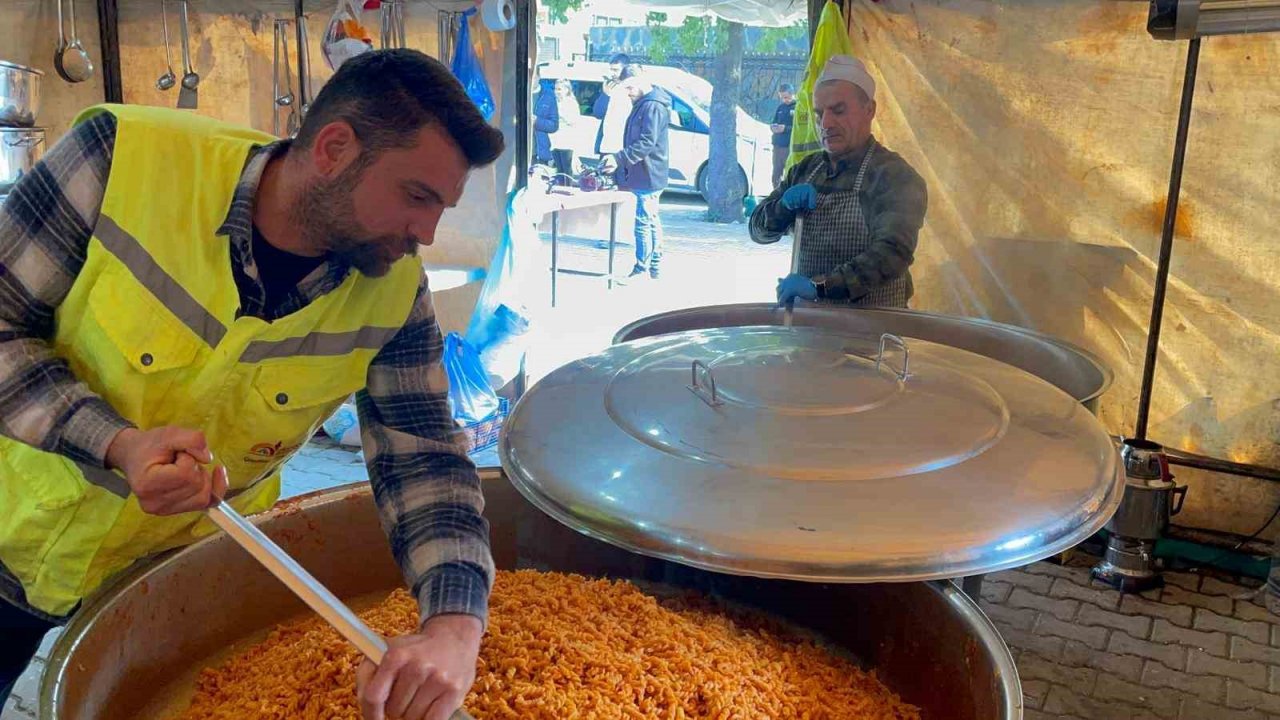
top-left (290, 163), bottom-right (417, 278)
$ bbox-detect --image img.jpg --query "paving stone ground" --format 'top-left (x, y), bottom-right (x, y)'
top-left (5, 439), bottom-right (1279, 719)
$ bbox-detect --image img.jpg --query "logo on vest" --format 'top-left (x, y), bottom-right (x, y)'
top-left (244, 441), bottom-right (303, 464)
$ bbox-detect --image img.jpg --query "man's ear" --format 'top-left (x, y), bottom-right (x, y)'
top-left (309, 121), bottom-right (362, 179)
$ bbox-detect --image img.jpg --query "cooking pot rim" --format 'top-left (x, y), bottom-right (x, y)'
top-left (0, 61), bottom-right (44, 76)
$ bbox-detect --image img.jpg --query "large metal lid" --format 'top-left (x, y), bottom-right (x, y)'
top-left (500, 326), bottom-right (1122, 583)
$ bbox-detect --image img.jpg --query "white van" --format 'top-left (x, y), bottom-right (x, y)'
top-left (538, 60), bottom-right (776, 200)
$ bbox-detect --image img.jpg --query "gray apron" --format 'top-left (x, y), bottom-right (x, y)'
top-left (795, 140), bottom-right (912, 308)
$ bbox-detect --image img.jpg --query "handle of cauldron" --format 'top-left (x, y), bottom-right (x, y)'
top-left (784, 214), bottom-right (804, 328)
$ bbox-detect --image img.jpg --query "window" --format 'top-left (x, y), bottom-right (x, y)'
top-left (667, 93), bottom-right (705, 133)
top-left (573, 81), bottom-right (604, 117)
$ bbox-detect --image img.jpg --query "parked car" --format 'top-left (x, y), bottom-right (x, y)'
top-left (538, 60), bottom-right (776, 200)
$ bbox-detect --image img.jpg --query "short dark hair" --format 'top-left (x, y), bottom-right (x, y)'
top-left (294, 49), bottom-right (504, 168)
top-left (779, 83), bottom-right (795, 93)
top-left (609, 53), bottom-right (631, 66)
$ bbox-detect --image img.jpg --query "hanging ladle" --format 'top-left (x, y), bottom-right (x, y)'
top-left (156, 0), bottom-right (177, 91)
top-left (176, 0), bottom-right (199, 109)
top-left (53, 0), bottom-right (72, 82)
top-left (61, 0), bottom-right (96, 83)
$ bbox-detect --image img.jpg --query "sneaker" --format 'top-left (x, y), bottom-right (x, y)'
top-left (648, 266), bottom-right (660, 279)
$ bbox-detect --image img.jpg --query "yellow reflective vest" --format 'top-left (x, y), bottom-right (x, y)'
top-left (0, 105), bottom-right (420, 616)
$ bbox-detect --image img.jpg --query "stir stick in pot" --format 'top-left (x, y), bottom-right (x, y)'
top-left (203, 475), bottom-right (476, 719)
top-left (205, 499), bottom-right (389, 661)
top-left (784, 214), bottom-right (804, 328)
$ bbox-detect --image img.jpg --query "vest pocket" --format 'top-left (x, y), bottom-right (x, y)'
top-left (0, 449), bottom-right (89, 615)
top-left (82, 267), bottom-right (206, 424)
top-left (218, 360), bottom-right (366, 488)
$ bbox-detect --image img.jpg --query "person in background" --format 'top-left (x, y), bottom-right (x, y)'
top-left (549, 78), bottom-right (581, 183)
top-left (750, 55), bottom-right (927, 308)
top-left (600, 72), bottom-right (671, 280)
top-left (770, 83), bottom-right (797, 190)
top-left (593, 54), bottom-right (633, 156)
top-left (533, 68), bottom-right (559, 168)
top-left (0, 50), bottom-right (503, 720)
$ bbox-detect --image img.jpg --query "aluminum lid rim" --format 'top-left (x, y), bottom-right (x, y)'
top-left (499, 427), bottom-right (1125, 583)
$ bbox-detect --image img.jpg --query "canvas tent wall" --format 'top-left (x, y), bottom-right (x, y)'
top-left (843, 0), bottom-right (1280, 538)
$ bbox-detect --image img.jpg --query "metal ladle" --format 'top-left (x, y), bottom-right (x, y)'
top-left (61, 0), bottom-right (95, 83)
top-left (176, 0), bottom-right (199, 109)
top-left (53, 0), bottom-right (72, 82)
top-left (272, 18), bottom-right (298, 137)
top-left (156, 0), bottom-right (177, 91)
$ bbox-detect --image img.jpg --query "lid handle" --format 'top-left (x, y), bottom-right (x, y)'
top-left (876, 333), bottom-right (910, 382)
top-left (687, 359), bottom-right (723, 408)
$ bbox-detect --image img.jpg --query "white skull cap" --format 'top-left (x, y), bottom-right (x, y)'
top-left (818, 55), bottom-right (876, 103)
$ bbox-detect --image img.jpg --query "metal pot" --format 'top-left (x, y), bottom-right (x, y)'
top-left (0, 61), bottom-right (42, 127)
top-left (613, 304), bottom-right (1113, 414)
top-left (42, 472), bottom-right (1022, 720)
top-left (0, 127), bottom-right (45, 195)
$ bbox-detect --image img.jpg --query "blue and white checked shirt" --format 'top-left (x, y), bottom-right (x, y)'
top-left (0, 112), bottom-right (493, 627)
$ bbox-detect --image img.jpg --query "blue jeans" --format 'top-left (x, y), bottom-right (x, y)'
top-left (633, 190), bottom-right (663, 270)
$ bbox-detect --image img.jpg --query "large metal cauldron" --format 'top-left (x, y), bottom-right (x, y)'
top-left (42, 471), bottom-right (1021, 720)
top-left (614, 304), bottom-right (1112, 413)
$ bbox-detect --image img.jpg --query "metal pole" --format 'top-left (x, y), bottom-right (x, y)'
top-left (294, 1), bottom-right (308, 110)
top-left (1164, 446), bottom-right (1280, 484)
top-left (1134, 37), bottom-right (1201, 441)
top-left (96, 0), bottom-right (123, 103)
top-left (515, 0), bottom-right (531, 188)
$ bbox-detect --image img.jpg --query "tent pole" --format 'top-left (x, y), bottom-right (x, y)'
top-left (1134, 37), bottom-right (1201, 442)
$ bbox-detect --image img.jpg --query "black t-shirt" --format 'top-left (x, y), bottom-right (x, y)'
top-left (251, 225), bottom-right (325, 316)
top-left (772, 100), bottom-right (796, 148)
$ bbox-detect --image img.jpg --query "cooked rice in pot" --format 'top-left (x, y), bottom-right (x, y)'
top-left (179, 570), bottom-right (920, 719)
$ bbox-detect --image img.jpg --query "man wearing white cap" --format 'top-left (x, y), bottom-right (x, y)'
top-left (749, 55), bottom-right (927, 308)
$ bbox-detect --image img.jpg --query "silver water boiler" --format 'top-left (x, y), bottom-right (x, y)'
top-left (1092, 439), bottom-right (1188, 592)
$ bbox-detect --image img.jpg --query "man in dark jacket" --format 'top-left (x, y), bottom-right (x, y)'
top-left (770, 83), bottom-right (796, 189)
top-left (533, 73), bottom-right (559, 166)
top-left (600, 75), bottom-right (671, 280)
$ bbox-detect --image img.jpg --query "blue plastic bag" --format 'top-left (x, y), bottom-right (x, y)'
top-left (451, 9), bottom-right (495, 121)
top-left (465, 188), bottom-right (538, 388)
top-left (443, 331), bottom-right (499, 424)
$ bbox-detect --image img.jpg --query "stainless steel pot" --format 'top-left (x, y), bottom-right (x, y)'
top-left (0, 61), bottom-right (42, 127)
top-left (0, 127), bottom-right (45, 195)
top-left (42, 472), bottom-right (1022, 720)
top-left (613, 304), bottom-right (1113, 414)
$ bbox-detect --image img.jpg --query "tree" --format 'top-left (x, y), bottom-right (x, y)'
top-left (646, 16), bottom-right (745, 223)
top-left (705, 20), bottom-right (746, 223)
top-left (542, 0), bottom-right (584, 25)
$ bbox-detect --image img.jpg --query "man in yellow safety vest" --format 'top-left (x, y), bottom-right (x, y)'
top-left (0, 49), bottom-right (503, 720)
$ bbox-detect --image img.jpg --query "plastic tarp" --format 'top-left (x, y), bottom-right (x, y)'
top-left (847, 0), bottom-right (1280, 535)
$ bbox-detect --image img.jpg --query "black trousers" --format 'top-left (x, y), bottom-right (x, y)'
top-left (772, 145), bottom-right (790, 190)
top-left (0, 598), bottom-right (54, 708)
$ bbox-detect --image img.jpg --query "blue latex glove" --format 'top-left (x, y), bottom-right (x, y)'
top-left (780, 183), bottom-right (817, 211)
top-left (776, 273), bottom-right (818, 306)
